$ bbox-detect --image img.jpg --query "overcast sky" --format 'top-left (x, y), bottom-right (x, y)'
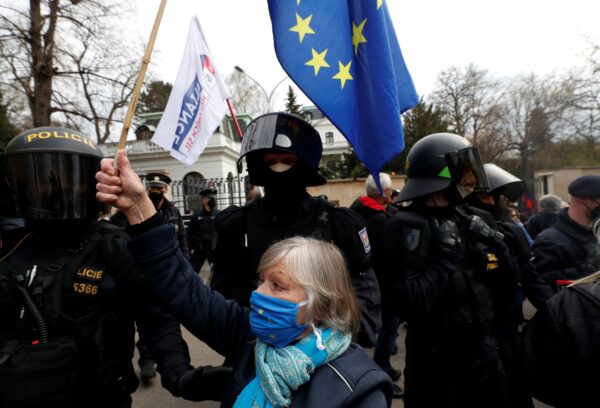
top-left (133, 0), bottom-right (600, 111)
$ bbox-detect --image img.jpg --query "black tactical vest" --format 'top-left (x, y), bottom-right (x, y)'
top-left (0, 222), bottom-right (138, 407)
top-left (393, 206), bottom-right (500, 342)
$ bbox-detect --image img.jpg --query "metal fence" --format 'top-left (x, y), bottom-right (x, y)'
top-left (169, 175), bottom-right (250, 216)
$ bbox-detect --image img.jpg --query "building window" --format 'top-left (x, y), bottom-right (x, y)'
top-left (325, 132), bottom-right (334, 144)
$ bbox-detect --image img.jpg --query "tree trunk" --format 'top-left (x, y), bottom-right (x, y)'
top-left (29, 0), bottom-right (59, 127)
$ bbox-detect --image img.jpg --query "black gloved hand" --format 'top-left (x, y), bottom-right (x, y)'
top-left (432, 218), bottom-right (462, 250)
top-left (176, 365), bottom-right (233, 401)
top-left (463, 215), bottom-right (504, 246)
top-left (431, 218), bottom-right (464, 269)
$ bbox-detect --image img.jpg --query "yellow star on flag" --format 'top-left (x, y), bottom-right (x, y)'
top-left (258, 309), bottom-right (264, 315)
top-left (305, 48), bottom-right (330, 76)
top-left (352, 18), bottom-right (368, 55)
top-left (289, 13), bottom-right (315, 43)
top-left (332, 61), bottom-right (353, 89)
top-left (377, 0), bottom-right (383, 9)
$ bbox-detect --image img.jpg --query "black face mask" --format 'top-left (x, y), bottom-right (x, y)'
top-left (207, 198), bottom-right (216, 209)
top-left (148, 191), bottom-right (164, 207)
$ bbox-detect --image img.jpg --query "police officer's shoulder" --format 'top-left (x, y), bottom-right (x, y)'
top-left (328, 205), bottom-right (367, 228)
top-left (463, 205), bottom-right (498, 227)
top-left (214, 204), bottom-right (243, 230)
top-left (94, 219), bottom-right (129, 240)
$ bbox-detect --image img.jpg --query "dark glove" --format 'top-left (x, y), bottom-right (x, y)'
top-left (462, 215), bottom-right (504, 246)
top-left (431, 218), bottom-right (463, 268)
top-left (175, 365), bottom-right (233, 401)
top-left (432, 218), bottom-right (462, 250)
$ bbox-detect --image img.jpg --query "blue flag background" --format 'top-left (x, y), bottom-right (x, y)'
top-left (267, 0), bottom-right (419, 181)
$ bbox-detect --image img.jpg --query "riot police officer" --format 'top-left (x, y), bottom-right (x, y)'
top-left (384, 133), bottom-right (511, 407)
top-left (468, 163), bottom-right (554, 408)
top-left (210, 112), bottom-right (381, 347)
top-left (0, 127), bottom-right (195, 407)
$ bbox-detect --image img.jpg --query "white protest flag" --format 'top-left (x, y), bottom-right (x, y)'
top-left (152, 17), bottom-right (231, 165)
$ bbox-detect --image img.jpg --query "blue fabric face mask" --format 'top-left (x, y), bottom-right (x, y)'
top-left (249, 290), bottom-right (308, 348)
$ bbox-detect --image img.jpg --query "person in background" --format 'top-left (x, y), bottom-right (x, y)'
top-left (521, 221), bottom-right (600, 407)
top-left (525, 194), bottom-right (562, 239)
top-left (350, 172), bottom-right (404, 399)
top-left (96, 152), bottom-right (394, 406)
top-left (531, 175), bottom-right (600, 292)
top-left (188, 188), bottom-right (220, 274)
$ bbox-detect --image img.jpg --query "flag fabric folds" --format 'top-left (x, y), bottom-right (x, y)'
top-left (267, 0), bottom-right (418, 179)
top-left (152, 17), bottom-right (231, 165)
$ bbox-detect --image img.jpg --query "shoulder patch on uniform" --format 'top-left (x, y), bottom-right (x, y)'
top-left (404, 228), bottom-right (421, 251)
top-left (358, 227), bottom-right (371, 254)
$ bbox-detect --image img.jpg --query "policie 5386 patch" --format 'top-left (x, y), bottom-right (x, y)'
top-left (358, 227), bottom-right (371, 254)
top-left (72, 266), bottom-right (104, 297)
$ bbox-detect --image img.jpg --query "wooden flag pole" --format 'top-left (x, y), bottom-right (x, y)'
top-left (117, 0), bottom-right (168, 151)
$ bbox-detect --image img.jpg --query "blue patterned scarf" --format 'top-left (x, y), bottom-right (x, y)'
top-left (234, 325), bottom-right (351, 408)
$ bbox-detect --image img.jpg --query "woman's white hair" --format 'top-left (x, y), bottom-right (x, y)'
top-left (257, 236), bottom-right (360, 334)
top-left (365, 173), bottom-right (392, 198)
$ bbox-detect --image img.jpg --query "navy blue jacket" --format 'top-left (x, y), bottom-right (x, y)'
top-left (524, 211), bottom-right (559, 239)
top-left (531, 209), bottom-right (598, 291)
top-left (128, 222), bottom-right (392, 408)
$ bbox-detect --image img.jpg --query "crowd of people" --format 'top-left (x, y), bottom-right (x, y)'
top-left (1, 113), bottom-right (600, 408)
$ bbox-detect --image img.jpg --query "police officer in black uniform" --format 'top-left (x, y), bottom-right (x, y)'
top-left (384, 133), bottom-right (512, 407)
top-left (0, 127), bottom-right (198, 407)
top-left (112, 171), bottom-right (190, 260)
top-left (531, 175), bottom-right (600, 291)
top-left (210, 112), bottom-right (381, 347)
top-left (468, 163), bottom-right (554, 408)
top-left (187, 188), bottom-right (220, 273)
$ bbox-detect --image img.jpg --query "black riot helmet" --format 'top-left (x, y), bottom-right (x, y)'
top-left (0, 126), bottom-right (107, 220)
top-left (396, 132), bottom-right (489, 203)
top-left (482, 163), bottom-right (526, 201)
top-left (238, 112), bottom-right (326, 187)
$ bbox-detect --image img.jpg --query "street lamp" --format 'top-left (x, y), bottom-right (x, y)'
top-left (234, 65), bottom-right (288, 112)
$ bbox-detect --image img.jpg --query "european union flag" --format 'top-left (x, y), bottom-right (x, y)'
top-left (267, 0), bottom-right (419, 183)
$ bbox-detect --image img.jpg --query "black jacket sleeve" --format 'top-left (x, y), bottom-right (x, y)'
top-left (99, 222), bottom-right (193, 395)
top-left (128, 223), bottom-right (253, 363)
top-left (531, 229), bottom-right (596, 291)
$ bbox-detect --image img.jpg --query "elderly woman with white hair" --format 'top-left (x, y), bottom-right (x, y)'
top-left (96, 151), bottom-right (392, 408)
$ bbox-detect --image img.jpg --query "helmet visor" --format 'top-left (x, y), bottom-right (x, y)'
top-left (445, 147), bottom-right (489, 195)
top-left (1, 152), bottom-right (105, 220)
